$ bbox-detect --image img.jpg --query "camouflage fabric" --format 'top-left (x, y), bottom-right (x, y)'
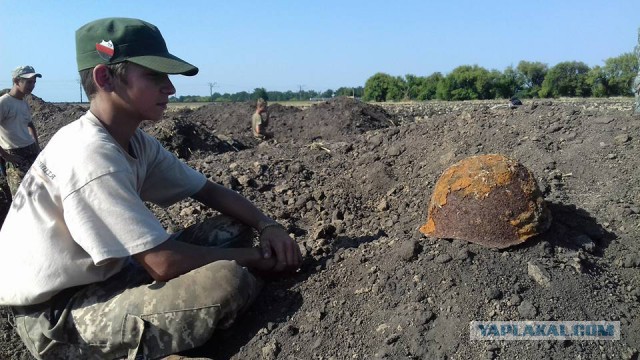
top-left (12, 215), bottom-right (261, 360)
top-left (0, 171), bottom-right (10, 209)
top-left (5, 142), bottom-right (40, 196)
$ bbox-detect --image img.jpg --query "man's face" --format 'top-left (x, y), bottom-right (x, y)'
top-left (16, 77), bottom-right (37, 95)
top-left (112, 63), bottom-right (176, 121)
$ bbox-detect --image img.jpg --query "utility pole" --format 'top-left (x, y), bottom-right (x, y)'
top-left (208, 82), bottom-right (217, 101)
top-left (77, 78), bottom-right (83, 103)
top-left (297, 84), bottom-right (305, 101)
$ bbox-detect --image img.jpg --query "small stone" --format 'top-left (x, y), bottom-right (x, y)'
top-left (238, 174), bottom-right (252, 186)
top-left (455, 249), bottom-right (470, 260)
top-left (179, 207), bottom-right (195, 217)
top-left (622, 254), bottom-right (640, 268)
top-left (388, 146), bottom-right (402, 156)
top-left (376, 323), bottom-right (390, 333)
top-left (527, 261), bottom-right (551, 287)
top-left (377, 199), bottom-right (389, 212)
top-left (509, 293), bottom-right (522, 306)
top-left (261, 339), bottom-right (280, 360)
top-left (434, 254), bottom-right (452, 264)
top-left (397, 239), bottom-right (420, 262)
top-left (517, 300), bottom-right (538, 318)
top-left (614, 134), bottom-right (631, 144)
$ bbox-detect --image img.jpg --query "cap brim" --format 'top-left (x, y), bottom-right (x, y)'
top-left (20, 73), bottom-right (42, 79)
top-left (128, 54), bottom-right (199, 76)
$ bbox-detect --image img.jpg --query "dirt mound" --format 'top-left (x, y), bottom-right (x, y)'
top-left (174, 96), bottom-right (395, 146)
top-left (275, 96), bottom-right (395, 142)
top-left (1, 97), bottom-right (639, 360)
top-left (27, 95), bottom-right (88, 147)
top-left (143, 118), bottom-right (247, 160)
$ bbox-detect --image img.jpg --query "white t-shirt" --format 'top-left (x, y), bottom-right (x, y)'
top-left (0, 111), bottom-right (207, 306)
top-left (0, 94), bottom-right (36, 149)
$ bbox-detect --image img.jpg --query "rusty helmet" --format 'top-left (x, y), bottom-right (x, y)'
top-left (420, 154), bottom-right (551, 248)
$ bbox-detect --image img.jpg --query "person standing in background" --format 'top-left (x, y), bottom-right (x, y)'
top-left (0, 65), bottom-right (42, 195)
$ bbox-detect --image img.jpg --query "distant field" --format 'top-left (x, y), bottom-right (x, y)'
top-left (55, 97), bottom-right (635, 110)
top-left (166, 100), bottom-right (319, 110)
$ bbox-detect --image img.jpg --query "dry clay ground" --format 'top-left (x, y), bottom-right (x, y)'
top-left (0, 96), bottom-right (639, 360)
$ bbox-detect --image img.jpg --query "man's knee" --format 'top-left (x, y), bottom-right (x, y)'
top-left (198, 260), bottom-right (257, 300)
top-left (191, 260), bottom-right (260, 329)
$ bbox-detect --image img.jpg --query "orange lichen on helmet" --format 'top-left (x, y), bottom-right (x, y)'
top-left (429, 154), bottom-right (516, 208)
top-left (420, 154), bottom-right (551, 248)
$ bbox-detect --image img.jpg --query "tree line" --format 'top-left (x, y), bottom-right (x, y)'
top-left (170, 53), bottom-right (638, 103)
top-left (170, 86), bottom-right (364, 103)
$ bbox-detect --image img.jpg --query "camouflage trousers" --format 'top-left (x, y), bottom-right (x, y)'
top-left (12, 215), bottom-right (261, 360)
top-left (5, 142), bottom-right (40, 196)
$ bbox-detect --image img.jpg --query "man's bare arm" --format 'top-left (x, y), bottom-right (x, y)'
top-left (133, 239), bottom-right (276, 282)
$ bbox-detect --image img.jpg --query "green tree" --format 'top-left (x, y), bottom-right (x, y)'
top-left (363, 73), bottom-right (395, 102)
top-left (416, 72), bottom-right (443, 100)
top-left (321, 89), bottom-right (334, 98)
top-left (335, 86), bottom-right (364, 97)
top-left (436, 65), bottom-right (495, 101)
top-left (335, 87), bottom-right (353, 97)
top-left (516, 61), bottom-right (548, 98)
top-left (404, 74), bottom-right (424, 100)
top-left (495, 66), bottom-right (526, 98)
top-left (587, 66), bottom-right (609, 97)
top-left (386, 76), bottom-right (408, 101)
top-left (231, 91), bottom-right (251, 102)
top-left (595, 53), bottom-right (638, 96)
top-left (540, 61), bottom-right (591, 98)
top-left (251, 88), bottom-right (268, 101)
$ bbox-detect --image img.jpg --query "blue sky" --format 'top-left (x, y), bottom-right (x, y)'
top-left (1, 0), bottom-right (639, 102)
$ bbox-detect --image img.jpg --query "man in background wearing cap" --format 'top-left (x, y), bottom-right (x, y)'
top-left (0, 65), bottom-right (42, 196)
top-left (0, 17), bottom-right (301, 360)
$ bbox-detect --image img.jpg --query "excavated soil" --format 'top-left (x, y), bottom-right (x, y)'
top-left (1, 96), bottom-right (639, 360)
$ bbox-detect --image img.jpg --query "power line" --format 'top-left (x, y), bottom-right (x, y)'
top-left (208, 82), bottom-right (217, 97)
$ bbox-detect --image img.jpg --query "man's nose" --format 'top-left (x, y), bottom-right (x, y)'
top-left (162, 78), bottom-right (176, 95)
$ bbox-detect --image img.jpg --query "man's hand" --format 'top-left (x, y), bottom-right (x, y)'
top-left (259, 224), bottom-right (302, 272)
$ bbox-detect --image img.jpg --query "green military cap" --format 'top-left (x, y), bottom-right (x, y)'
top-left (75, 17), bottom-right (198, 76)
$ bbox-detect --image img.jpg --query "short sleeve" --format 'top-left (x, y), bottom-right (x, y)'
top-left (63, 171), bottom-right (169, 265)
top-left (138, 137), bottom-right (207, 207)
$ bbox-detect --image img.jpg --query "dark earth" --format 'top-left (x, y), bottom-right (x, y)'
top-left (0, 95), bottom-right (639, 359)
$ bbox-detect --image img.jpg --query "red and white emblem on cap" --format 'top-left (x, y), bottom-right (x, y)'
top-left (96, 40), bottom-right (115, 61)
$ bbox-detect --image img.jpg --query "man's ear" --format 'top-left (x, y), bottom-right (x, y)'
top-left (93, 65), bottom-right (114, 92)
